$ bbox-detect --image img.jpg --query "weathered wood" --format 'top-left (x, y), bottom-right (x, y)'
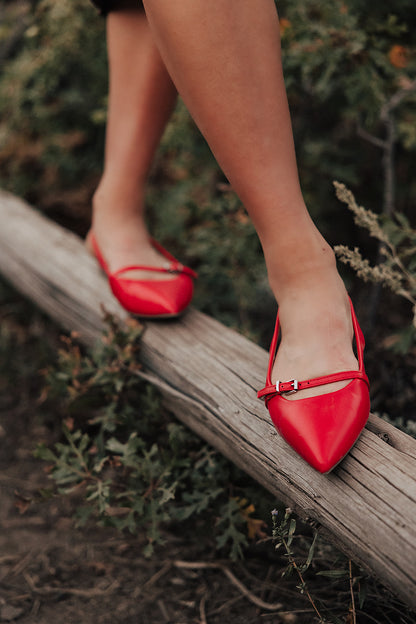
top-left (1, 188), bottom-right (415, 609)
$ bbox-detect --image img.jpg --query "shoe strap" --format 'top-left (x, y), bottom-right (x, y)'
top-left (112, 262), bottom-right (197, 279)
top-left (257, 369), bottom-right (369, 401)
top-left (87, 232), bottom-right (197, 279)
top-left (265, 299), bottom-right (365, 385)
top-left (259, 298), bottom-right (368, 401)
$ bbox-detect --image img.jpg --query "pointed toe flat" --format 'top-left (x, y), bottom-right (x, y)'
top-left (258, 300), bottom-right (370, 473)
top-left (87, 232), bottom-right (197, 318)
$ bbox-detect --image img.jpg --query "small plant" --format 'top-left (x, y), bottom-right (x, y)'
top-left (272, 509), bottom-right (324, 621)
top-left (334, 181), bottom-right (416, 351)
top-left (272, 509), bottom-right (373, 624)
top-left (36, 313), bottom-right (270, 558)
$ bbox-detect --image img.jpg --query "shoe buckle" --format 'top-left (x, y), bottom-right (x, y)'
top-left (168, 262), bottom-right (183, 274)
top-left (276, 379), bottom-right (299, 395)
top-left (287, 379), bottom-right (299, 394)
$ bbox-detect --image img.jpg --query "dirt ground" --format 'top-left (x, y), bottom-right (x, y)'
top-left (0, 399), bottom-right (310, 624)
top-left (1, 450), bottom-right (307, 624)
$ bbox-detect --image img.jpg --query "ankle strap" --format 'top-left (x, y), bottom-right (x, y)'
top-left (113, 262), bottom-right (197, 279)
top-left (258, 369), bottom-right (369, 401)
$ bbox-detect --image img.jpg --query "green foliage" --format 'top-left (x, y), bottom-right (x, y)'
top-left (277, 0), bottom-right (416, 229)
top-left (280, 0), bottom-right (415, 117)
top-left (36, 314), bottom-right (270, 557)
top-left (0, 0), bottom-right (107, 198)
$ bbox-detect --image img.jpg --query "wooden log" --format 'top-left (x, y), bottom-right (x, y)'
top-left (1, 188), bottom-right (416, 610)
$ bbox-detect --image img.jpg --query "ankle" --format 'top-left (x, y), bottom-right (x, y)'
top-left (275, 273), bottom-right (353, 352)
top-left (91, 183), bottom-right (154, 252)
top-left (92, 176), bottom-right (146, 221)
top-left (267, 241), bottom-right (339, 303)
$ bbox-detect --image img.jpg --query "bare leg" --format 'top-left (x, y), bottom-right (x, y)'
top-left (143, 0), bottom-right (357, 395)
top-left (91, 6), bottom-right (178, 274)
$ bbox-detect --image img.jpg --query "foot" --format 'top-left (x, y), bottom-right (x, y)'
top-left (88, 186), bottom-right (174, 281)
top-left (271, 277), bottom-right (358, 400)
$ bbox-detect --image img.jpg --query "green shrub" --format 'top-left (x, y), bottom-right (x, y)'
top-left (0, 0), bottom-right (107, 198)
top-left (36, 314), bottom-right (274, 559)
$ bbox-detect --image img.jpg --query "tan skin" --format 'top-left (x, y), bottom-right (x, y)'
top-left (91, 0), bottom-right (358, 399)
top-left (90, 7), bottom-right (178, 277)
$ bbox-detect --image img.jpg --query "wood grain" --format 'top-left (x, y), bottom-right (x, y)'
top-left (1, 188), bottom-right (415, 609)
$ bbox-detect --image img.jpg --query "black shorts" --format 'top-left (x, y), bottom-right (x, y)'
top-left (91, 0), bottom-right (143, 16)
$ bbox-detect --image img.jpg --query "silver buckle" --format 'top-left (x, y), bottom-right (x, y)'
top-left (276, 379), bottom-right (299, 395)
top-left (168, 262), bottom-right (183, 274)
top-left (287, 379), bottom-right (299, 394)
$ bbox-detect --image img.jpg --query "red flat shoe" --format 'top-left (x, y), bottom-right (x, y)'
top-left (258, 300), bottom-right (370, 473)
top-left (86, 232), bottom-right (197, 318)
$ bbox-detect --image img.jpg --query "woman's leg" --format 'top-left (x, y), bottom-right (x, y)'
top-left (142, 0), bottom-right (357, 395)
top-left (91, 5), bottom-right (178, 272)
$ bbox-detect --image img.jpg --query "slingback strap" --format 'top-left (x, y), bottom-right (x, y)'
top-left (113, 262), bottom-right (197, 279)
top-left (257, 369), bottom-right (369, 401)
top-left (258, 298), bottom-right (368, 403)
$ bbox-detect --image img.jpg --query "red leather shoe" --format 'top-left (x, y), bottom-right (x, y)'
top-left (258, 300), bottom-right (370, 473)
top-left (86, 232), bottom-right (197, 318)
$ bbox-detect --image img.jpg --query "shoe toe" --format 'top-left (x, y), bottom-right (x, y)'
top-left (268, 379), bottom-right (370, 473)
top-left (109, 273), bottom-right (194, 317)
